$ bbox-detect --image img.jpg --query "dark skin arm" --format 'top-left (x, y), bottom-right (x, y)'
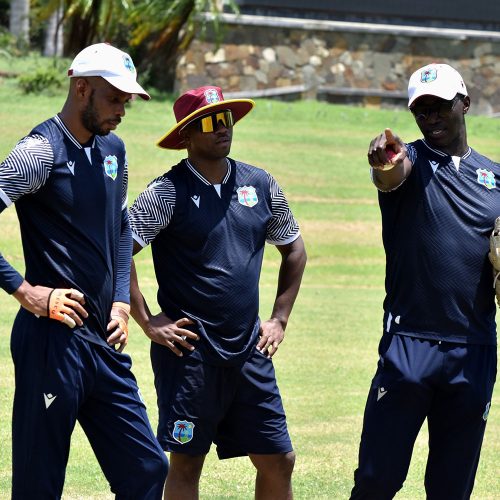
top-left (368, 128), bottom-right (412, 191)
top-left (257, 235), bottom-right (307, 358)
top-left (130, 241), bottom-right (198, 356)
top-left (13, 280), bottom-right (87, 326)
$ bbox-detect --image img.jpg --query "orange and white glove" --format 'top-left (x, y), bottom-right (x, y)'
top-left (108, 301), bottom-right (130, 351)
top-left (47, 288), bottom-right (85, 328)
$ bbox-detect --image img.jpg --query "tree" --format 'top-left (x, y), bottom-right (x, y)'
top-left (34, 0), bottom-right (238, 91)
top-left (9, 0), bottom-right (30, 46)
top-left (36, 0), bottom-right (131, 55)
top-left (128, 0), bottom-right (239, 91)
top-left (43, 5), bottom-right (63, 56)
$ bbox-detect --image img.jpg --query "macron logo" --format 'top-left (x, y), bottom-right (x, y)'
top-left (44, 393), bottom-right (57, 409)
top-left (377, 387), bottom-right (388, 401)
top-left (191, 195), bottom-right (200, 208)
top-left (66, 161), bottom-right (75, 175)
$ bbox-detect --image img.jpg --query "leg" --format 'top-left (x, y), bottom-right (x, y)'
top-left (78, 346), bottom-right (168, 500)
top-left (163, 452), bottom-right (206, 500)
top-left (214, 349), bottom-right (294, 496)
top-left (424, 344), bottom-right (497, 500)
top-left (10, 311), bottom-right (84, 499)
top-left (249, 452), bottom-right (295, 500)
top-left (350, 334), bottom-right (436, 499)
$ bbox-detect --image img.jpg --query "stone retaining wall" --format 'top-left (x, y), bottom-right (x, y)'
top-left (175, 14), bottom-right (500, 115)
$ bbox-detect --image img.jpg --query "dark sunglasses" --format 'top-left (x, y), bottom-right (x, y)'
top-left (410, 95), bottom-right (462, 121)
top-left (194, 110), bottom-right (234, 133)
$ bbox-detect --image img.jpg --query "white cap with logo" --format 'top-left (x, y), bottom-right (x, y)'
top-left (68, 43), bottom-right (150, 100)
top-left (408, 63), bottom-right (467, 108)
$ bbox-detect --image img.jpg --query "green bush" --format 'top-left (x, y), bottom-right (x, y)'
top-left (17, 65), bottom-right (65, 95)
top-left (0, 27), bottom-right (17, 54)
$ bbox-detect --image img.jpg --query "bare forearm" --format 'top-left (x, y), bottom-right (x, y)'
top-left (271, 236), bottom-right (307, 329)
top-left (130, 258), bottom-right (152, 331)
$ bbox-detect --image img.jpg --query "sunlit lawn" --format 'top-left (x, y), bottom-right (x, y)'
top-left (0, 76), bottom-right (499, 499)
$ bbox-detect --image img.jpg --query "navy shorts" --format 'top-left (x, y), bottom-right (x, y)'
top-left (150, 342), bottom-right (293, 459)
top-left (10, 308), bottom-right (168, 499)
top-left (351, 333), bottom-right (497, 500)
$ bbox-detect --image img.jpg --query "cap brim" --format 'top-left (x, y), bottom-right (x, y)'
top-left (103, 75), bottom-right (150, 100)
top-left (408, 86), bottom-right (459, 107)
top-left (156, 99), bottom-right (255, 149)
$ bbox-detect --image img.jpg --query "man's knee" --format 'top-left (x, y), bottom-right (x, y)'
top-left (252, 451), bottom-right (296, 480)
top-left (279, 451), bottom-right (296, 477)
top-left (116, 453), bottom-right (168, 500)
top-left (350, 469), bottom-right (402, 500)
top-left (168, 453), bottom-right (206, 483)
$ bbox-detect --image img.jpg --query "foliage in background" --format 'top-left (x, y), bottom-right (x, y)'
top-left (127, 0), bottom-right (239, 90)
top-left (34, 0), bottom-right (132, 55)
top-left (18, 0), bottom-right (239, 91)
top-left (1, 1), bottom-right (239, 90)
top-left (16, 56), bottom-right (66, 93)
top-left (0, 25), bottom-right (22, 56)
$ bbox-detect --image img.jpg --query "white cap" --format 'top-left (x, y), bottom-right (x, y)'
top-left (408, 63), bottom-right (467, 108)
top-left (68, 43), bottom-right (150, 100)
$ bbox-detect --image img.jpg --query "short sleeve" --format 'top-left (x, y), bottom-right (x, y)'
top-left (265, 172), bottom-right (300, 245)
top-left (121, 156), bottom-right (129, 211)
top-left (128, 176), bottom-right (176, 247)
top-left (0, 134), bottom-right (53, 207)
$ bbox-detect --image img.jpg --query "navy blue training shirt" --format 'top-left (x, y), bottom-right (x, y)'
top-left (129, 158), bottom-right (300, 365)
top-left (379, 139), bottom-right (500, 345)
top-left (0, 115), bottom-right (132, 345)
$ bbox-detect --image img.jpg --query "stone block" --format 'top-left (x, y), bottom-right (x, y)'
top-left (276, 45), bottom-right (299, 69)
top-left (330, 63), bottom-right (346, 75)
top-left (255, 70), bottom-right (268, 84)
top-left (309, 55), bottom-right (322, 67)
top-left (204, 48), bottom-right (225, 64)
top-left (296, 47), bottom-right (310, 65)
top-left (263, 47), bottom-right (276, 62)
top-left (474, 43), bottom-right (493, 58)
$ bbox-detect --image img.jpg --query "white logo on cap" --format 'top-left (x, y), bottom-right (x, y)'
top-left (204, 89), bottom-right (221, 104)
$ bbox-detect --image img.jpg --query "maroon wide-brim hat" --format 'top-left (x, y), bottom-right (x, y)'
top-left (157, 86), bottom-right (255, 149)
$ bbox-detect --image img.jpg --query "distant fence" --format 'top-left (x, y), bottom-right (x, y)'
top-left (175, 13), bottom-right (500, 115)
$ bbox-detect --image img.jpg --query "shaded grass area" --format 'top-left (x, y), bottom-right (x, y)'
top-left (0, 80), bottom-right (499, 498)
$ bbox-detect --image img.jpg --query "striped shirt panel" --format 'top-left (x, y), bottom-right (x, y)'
top-left (265, 171), bottom-right (300, 245)
top-left (122, 157), bottom-right (129, 210)
top-left (0, 135), bottom-right (53, 205)
top-left (129, 176), bottom-right (176, 247)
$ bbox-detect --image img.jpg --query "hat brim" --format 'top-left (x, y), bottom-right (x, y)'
top-left (408, 86), bottom-right (466, 108)
top-left (102, 75), bottom-right (151, 100)
top-left (408, 88), bottom-right (457, 108)
top-left (157, 99), bottom-right (255, 149)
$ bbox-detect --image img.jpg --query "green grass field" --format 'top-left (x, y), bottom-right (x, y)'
top-left (0, 77), bottom-right (499, 499)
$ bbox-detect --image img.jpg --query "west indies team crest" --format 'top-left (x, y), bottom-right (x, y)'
top-left (204, 88), bottom-right (221, 104)
top-left (476, 168), bottom-right (496, 190)
top-left (103, 155), bottom-right (118, 180)
top-left (237, 186), bottom-right (258, 207)
top-left (172, 420), bottom-right (195, 444)
top-left (421, 67), bottom-right (437, 83)
top-left (122, 54), bottom-right (136, 75)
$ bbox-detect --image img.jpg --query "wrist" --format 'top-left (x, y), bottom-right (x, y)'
top-left (269, 316), bottom-right (287, 330)
top-left (111, 302), bottom-right (130, 323)
top-left (112, 301), bottom-right (130, 315)
top-left (12, 280), bottom-right (32, 305)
